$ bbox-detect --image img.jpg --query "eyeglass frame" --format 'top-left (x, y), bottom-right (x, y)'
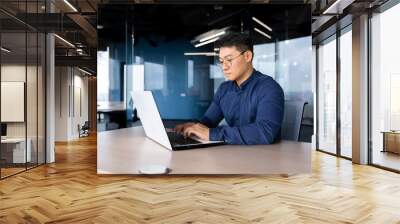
top-left (217, 50), bottom-right (247, 68)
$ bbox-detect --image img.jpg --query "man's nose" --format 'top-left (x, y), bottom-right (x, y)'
top-left (223, 63), bottom-right (230, 71)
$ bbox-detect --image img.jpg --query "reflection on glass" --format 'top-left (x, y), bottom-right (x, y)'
top-left (340, 29), bottom-right (352, 158)
top-left (371, 3), bottom-right (400, 171)
top-left (188, 60), bottom-right (194, 88)
top-left (144, 62), bottom-right (165, 90)
top-left (97, 48), bottom-right (110, 102)
top-left (318, 37), bottom-right (337, 154)
top-left (253, 42), bottom-right (275, 79)
top-left (277, 37), bottom-right (313, 103)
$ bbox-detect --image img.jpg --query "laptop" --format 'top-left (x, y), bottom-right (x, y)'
top-left (132, 91), bottom-right (224, 150)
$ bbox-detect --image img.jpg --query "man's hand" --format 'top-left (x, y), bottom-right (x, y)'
top-left (174, 122), bottom-right (196, 134)
top-left (182, 123), bottom-right (210, 141)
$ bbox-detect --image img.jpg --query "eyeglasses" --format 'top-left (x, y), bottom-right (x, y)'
top-left (217, 51), bottom-right (246, 68)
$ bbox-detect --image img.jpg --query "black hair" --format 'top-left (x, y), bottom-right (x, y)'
top-left (216, 32), bottom-right (254, 55)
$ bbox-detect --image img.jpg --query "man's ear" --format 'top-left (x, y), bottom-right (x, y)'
top-left (244, 51), bottom-right (253, 62)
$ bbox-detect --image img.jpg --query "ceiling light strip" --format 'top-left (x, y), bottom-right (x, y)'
top-left (1, 47), bottom-right (11, 53)
top-left (63, 0), bottom-right (78, 12)
top-left (254, 28), bottom-right (271, 39)
top-left (184, 52), bottom-right (218, 56)
top-left (322, 0), bottom-right (343, 14)
top-left (195, 37), bottom-right (219, 48)
top-left (252, 17), bottom-right (272, 32)
top-left (54, 34), bottom-right (75, 48)
top-left (78, 67), bottom-right (92, 76)
top-left (199, 31), bottom-right (226, 43)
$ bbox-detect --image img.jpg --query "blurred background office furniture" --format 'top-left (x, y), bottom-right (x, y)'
top-left (1, 138), bottom-right (32, 165)
top-left (97, 101), bottom-right (127, 131)
top-left (281, 100), bottom-right (308, 142)
top-left (79, 121), bottom-right (90, 138)
top-left (381, 131), bottom-right (400, 154)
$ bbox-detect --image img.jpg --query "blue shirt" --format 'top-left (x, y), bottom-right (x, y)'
top-left (199, 69), bottom-right (284, 145)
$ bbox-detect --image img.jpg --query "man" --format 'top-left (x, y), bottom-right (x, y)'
top-left (175, 33), bottom-right (284, 144)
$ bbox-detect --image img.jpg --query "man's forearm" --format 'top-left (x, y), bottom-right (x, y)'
top-left (209, 121), bottom-right (280, 144)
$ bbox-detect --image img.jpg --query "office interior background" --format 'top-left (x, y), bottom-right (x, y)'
top-left (96, 4), bottom-right (313, 143)
top-left (1, 0), bottom-right (400, 222)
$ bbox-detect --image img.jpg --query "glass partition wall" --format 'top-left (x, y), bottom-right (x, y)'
top-left (0, 1), bottom-right (46, 179)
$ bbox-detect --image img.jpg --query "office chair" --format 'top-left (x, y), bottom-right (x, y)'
top-left (281, 100), bottom-right (308, 142)
top-left (79, 121), bottom-right (90, 138)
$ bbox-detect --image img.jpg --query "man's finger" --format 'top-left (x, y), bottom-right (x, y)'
top-left (183, 127), bottom-right (191, 138)
top-left (187, 130), bottom-right (196, 138)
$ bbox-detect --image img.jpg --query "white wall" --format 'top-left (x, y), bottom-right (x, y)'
top-left (72, 73), bottom-right (89, 138)
top-left (55, 67), bottom-right (89, 141)
top-left (55, 66), bottom-right (69, 141)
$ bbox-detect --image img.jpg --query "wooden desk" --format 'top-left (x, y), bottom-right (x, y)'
top-left (97, 127), bottom-right (311, 175)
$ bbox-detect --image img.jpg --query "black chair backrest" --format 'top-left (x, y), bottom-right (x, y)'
top-left (281, 100), bottom-right (308, 141)
top-left (82, 121), bottom-right (90, 129)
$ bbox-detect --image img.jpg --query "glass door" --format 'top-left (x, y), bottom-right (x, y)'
top-left (317, 35), bottom-right (337, 154)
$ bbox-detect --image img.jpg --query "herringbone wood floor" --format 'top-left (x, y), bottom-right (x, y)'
top-left (1, 135), bottom-right (400, 224)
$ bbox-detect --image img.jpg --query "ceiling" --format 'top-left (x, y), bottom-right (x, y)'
top-left (0, 0), bottom-right (389, 74)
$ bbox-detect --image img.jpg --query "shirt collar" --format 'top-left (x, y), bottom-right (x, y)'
top-left (235, 69), bottom-right (257, 91)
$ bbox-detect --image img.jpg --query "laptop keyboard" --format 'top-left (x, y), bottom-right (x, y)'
top-left (167, 132), bottom-right (201, 146)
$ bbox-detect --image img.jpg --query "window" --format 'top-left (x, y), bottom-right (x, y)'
top-left (371, 2), bottom-right (400, 171)
top-left (317, 36), bottom-right (337, 154)
top-left (340, 27), bottom-right (352, 158)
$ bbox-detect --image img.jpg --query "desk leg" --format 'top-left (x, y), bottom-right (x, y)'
top-left (382, 133), bottom-right (386, 153)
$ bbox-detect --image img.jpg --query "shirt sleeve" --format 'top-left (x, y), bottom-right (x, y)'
top-left (209, 83), bottom-right (284, 144)
top-left (198, 85), bottom-right (224, 128)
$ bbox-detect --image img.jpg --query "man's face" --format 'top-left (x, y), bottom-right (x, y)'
top-left (218, 46), bottom-right (252, 81)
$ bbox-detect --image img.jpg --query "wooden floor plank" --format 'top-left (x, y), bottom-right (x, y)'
top-left (1, 134), bottom-right (400, 223)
